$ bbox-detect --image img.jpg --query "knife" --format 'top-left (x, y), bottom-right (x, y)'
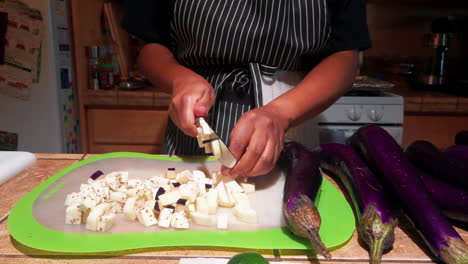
top-left (196, 117), bottom-right (237, 168)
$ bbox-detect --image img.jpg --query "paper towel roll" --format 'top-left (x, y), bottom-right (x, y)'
top-left (0, 151), bottom-right (37, 185)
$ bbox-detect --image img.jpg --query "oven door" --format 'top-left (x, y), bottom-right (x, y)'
top-left (318, 124), bottom-right (403, 145)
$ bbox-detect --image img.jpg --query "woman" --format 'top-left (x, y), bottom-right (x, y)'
top-left (122, 0), bottom-right (370, 178)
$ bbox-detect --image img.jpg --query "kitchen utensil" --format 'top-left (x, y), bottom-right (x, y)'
top-left (197, 117), bottom-right (237, 168)
top-left (8, 152), bottom-right (355, 253)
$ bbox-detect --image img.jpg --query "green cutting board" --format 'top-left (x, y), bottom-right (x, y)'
top-left (8, 152), bottom-right (355, 253)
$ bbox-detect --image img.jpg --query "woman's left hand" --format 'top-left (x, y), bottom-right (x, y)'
top-left (221, 106), bottom-right (290, 178)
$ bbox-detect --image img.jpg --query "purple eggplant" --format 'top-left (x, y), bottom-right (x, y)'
top-left (404, 140), bottom-right (468, 188)
top-left (279, 141), bottom-right (331, 259)
top-left (417, 168), bottom-right (468, 223)
top-left (348, 124), bottom-right (468, 264)
top-left (444, 145), bottom-right (468, 163)
top-left (312, 143), bottom-right (397, 264)
top-left (455, 130), bottom-right (468, 145)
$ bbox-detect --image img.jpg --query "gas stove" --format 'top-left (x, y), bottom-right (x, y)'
top-left (316, 90), bottom-right (404, 144)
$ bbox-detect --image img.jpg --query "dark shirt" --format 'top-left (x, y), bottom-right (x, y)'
top-left (121, 0), bottom-right (371, 57)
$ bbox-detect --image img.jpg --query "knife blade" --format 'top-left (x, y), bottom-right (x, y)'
top-left (196, 117), bottom-right (237, 168)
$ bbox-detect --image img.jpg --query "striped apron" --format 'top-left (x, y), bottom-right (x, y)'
top-left (163, 0), bottom-right (331, 155)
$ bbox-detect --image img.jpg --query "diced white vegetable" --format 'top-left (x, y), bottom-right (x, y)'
top-left (206, 188), bottom-right (218, 215)
top-left (150, 176), bottom-right (170, 187)
top-left (211, 171), bottom-right (231, 185)
top-left (216, 182), bottom-right (235, 208)
top-left (127, 179), bottom-right (142, 188)
top-left (176, 170), bottom-right (192, 184)
top-left (64, 192), bottom-right (81, 206)
top-left (65, 203), bottom-right (82, 224)
top-left (192, 170), bottom-right (206, 182)
top-left (116, 171), bottom-right (129, 183)
top-left (233, 204), bottom-right (257, 224)
top-left (178, 183), bottom-right (199, 203)
top-left (199, 118), bottom-right (214, 140)
top-left (195, 196), bottom-right (209, 214)
top-left (225, 180), bottom-right (244, 193)
top-left (165, 170), bottom-right (176, 179)
top-left (144, 199), bottom-right (157, 209)
top-left (217, 213), bottom-right (229, 230)
top-left (96, 213), bottom-right (116, 232)
top-left (171, 211), bottom-right (189, 229)
top-left (123, 197), bottom-right (138, 221)
top-left (241, 182), bottom-right (256, 193)
top-left (158, 208), bottom-right (174, 228)
top-left (196, 127), bottom-right (204, 147)
top-left (189, 211), bottom-right (216, 226)
top-left (80, 183), bottom-right (92, 193)
top-left (86, 203), bottom-right (112, 231)
top-left (204, 143), bottom-right (212, 154)
top-left (158, 191), bottom-right (181, 206)
top-left (109, 201), bottom-right (123, 214)
top-left (136, 206), bottom-right (158, 227)
top-left (104, 172), bottom-right (119, 190)
top-left (188, 203), bottom-right (196, 213)
top-left (79, 196), bottom-right (98, 219)
top-left (211, 139), bottom-right (222, 158)
top-left (232, 192), bottom-right (251, 208)
top-left (175, 199), bottom-right (188, 212)
top-left (109, 191), bottom-right (127, 203)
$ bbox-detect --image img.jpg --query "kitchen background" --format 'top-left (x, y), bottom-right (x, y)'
top-left (0, 0), bottom-right (467, 154)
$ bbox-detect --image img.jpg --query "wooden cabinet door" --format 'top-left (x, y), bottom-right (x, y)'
top-left (87, 108), bottom-right (168, 154)
top-left (402, 115), bottom-right (468, 149)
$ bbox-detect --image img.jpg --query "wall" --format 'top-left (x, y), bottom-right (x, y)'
top-left (0, 0), bottom-right (63, 153)
top-left (362, 3), bottom-right (468, 79)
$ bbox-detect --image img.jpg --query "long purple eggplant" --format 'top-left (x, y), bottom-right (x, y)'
top-left (312, 143), bottom-right (397, 264)
top-left (404, 140), bottom-right (468, 188)
top-left (348, 124), bottom-right (468, 264)
top-left (455, 130), bottom-right (468, 145)
top-left (417, 168), bottom-right (468, 223)
top-left (444, 145), bottom-right (468, 163)
top-left (279, 141), bottom-right (331, 259)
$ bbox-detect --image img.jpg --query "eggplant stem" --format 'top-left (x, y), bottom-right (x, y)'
top-left (306, 227), bottom-right (332, 260)
top-left (359, 204), bottom-right (398, 264)
top-left (439, 237), bottom-right (468, 264)
top-left (368, 236), bottom-right (385, 264)
top-left (283, 194), bottom-right (331, 260)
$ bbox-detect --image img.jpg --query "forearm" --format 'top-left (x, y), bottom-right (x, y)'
top-left (137, 43), bottom-right (205, 93)
top-left (265, 50), bottom-right (359, 128)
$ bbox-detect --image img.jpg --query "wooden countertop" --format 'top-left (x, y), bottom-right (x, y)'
top-left (0, 153), bottom-right (466, 264)
top-left (81, 83), bottom-right (468, 115)
top-left (390, 79), bottom-right (468, 115)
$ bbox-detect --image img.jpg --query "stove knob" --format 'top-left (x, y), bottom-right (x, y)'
top-left (368, 106), bottom-right (384, 122)
top-left (346, 106), bottom-right (362, 121)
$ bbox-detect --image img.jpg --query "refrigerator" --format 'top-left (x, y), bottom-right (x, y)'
top-left (0, 0), bottom-right (80, 153)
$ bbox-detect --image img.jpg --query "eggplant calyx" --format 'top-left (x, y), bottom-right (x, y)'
top-left (439, 237), bottom-right (468, 264)
top-left (359, 204), bottom-right (398, 264)
top-left (283, 194), bottom-right (331, 259)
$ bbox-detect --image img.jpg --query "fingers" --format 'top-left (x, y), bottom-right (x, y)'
top-left (169, 80), bottom-right (215, 137)
top-left (222, 111), bottom-right (284, 178)
top-left (194, 89), bottom-right (215, 117)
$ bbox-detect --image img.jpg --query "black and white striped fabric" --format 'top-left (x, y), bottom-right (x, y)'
top-left (161, 0), bottom-right (331, 155)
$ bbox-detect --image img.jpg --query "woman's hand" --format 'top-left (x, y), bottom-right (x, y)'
top-left (169, 76), bottom-right (215, 137)
top-left (221, 106), bottom-right (290, 178)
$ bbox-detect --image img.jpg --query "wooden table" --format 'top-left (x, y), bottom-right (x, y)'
top-left (0, 153), bottom-right (466, 264)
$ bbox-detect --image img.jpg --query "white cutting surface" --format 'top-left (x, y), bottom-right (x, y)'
top-left (0, 151), bottom-right (37, 185)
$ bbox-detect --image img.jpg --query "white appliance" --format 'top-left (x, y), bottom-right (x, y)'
top-left (317, 90), bottom-right (404, 144)
top-left (0, 0), bottom-right (79, 153)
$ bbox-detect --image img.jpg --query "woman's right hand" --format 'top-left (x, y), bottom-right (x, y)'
top-left (169, 75), bottom-right (215, 137)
